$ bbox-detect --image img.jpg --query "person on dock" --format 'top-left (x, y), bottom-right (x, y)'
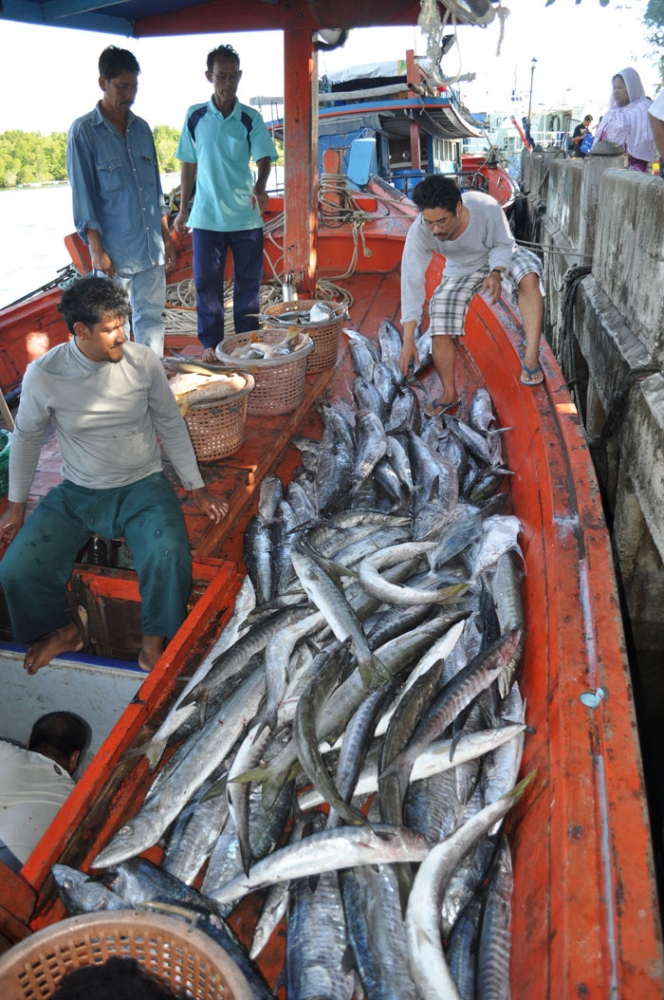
top-left (0, 712), bottom-right (87, 871)
top-left (399, 175), bottom-right (545, 415)
top-left (173, 44), bottom-right (278, 363)
top-left (591, 67), bottom-right (657, 172)
top-left (570, 115), bottom-right (593, 158)
top-left (0, 277), bottom-right (227, 675)
top-left (67, 46), bottom-right (175, 356)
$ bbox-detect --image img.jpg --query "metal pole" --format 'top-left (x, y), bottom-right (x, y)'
top-left (528, 57), bottom-right (537, 125)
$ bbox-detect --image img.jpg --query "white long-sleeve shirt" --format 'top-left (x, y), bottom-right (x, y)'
top-left (0, 741), bottom-right (75, 865)
top-left (9, 339), bottom-right (205, 503)
top-left (401, 190), bottom-right (516, 325)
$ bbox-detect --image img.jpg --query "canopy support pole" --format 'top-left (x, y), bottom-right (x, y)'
top-left (407, 48), bottom-right (422, 171)
top-left (283, 29), bottom-right (318, 296)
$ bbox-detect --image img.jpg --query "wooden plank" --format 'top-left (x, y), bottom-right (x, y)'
top-left (0, 863), bottom-right (37, 926)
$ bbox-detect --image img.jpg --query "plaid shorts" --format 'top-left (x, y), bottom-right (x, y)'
top-left (429, 247), bottom-right (543, 338)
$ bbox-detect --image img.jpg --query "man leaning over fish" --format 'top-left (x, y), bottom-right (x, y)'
top-left (399, 174), bottom-right (545, 416)
top-left (0, 276), bottom-right (227, 674)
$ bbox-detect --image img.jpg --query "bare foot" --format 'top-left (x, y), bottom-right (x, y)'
top-left (138, 635), bottom-right (167, 672)
top-left (24, 622), bottom-right (84, 675)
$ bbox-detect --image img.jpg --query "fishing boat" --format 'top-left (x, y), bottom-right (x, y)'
top-left (0, 0), bottom-right (662, 996)
top-left (261, 49), bottom-right (520, 208)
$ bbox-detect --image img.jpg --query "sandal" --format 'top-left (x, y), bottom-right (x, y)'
top-left (425, 397), bottom-right (461, 417)
top-left (521, 364), bottom-right (544, 386)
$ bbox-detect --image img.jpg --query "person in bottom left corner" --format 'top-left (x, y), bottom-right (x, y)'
top-left (0, 712), bottom-right (88, 872)
top-left (0, 276), bottom-right (227, 676)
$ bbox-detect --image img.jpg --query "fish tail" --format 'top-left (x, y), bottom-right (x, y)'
top-left (144, 739), bottom-right (168, 773)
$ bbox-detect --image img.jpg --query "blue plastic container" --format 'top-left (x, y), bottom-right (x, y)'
top-left (391, 168), bottom-right (426, 196)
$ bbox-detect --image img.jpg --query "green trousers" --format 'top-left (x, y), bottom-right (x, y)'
top-left (0, 472), bottom-right (191, 643)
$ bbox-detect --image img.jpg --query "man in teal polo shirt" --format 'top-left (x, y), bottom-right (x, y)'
top-left (174, 44), bottom-right (278, 363)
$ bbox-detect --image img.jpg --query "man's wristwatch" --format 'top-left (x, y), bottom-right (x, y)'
top-left (490, 268), bottom-right (504, 279)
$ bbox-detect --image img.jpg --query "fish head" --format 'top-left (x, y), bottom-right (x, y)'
top-left (91, 812), bottom-right (163, 869)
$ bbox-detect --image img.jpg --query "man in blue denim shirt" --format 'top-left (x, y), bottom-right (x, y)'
top-left (67, 47), bottom-right (175, 356)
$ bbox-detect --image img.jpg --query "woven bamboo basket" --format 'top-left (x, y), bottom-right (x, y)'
top-left (183, 372), bottom-right (254, 463)
top-left (263, 299), bottom-right (345, 373)
top-left (0, 910), bottom-right (253, 1000)
top-left (216, 330), bottom-right (314, 416)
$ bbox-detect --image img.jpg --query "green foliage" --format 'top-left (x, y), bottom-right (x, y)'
top-left (0, 130), bottom-right (68, 188)
top-left (152, 124), bottom-right (181, 175)
top-left (645, 0), bottom-right (664, 80)
top-left (0, 125), bottom-right (181, 189)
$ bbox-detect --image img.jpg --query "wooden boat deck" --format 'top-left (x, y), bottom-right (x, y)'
top-left (0, 265), bottom-right (662, 996)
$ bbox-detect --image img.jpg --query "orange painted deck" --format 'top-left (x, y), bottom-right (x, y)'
top-left (0, 254), bottom-right (662, 994)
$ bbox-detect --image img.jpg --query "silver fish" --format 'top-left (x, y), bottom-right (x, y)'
top-left (258, 472), bottom-right (284, 523)
top-left (210, 825), bottom-right (433, 907)
top-left (51, 864), bottom-right (127, 916)
top-left (353, 408), bottom-right (388, 485)
top-left (92, 668), bottom-right (267, 868)
top-left (405, 773), bottom-right (534, 999)
top-left (290, 542), bottom-right (376, 685)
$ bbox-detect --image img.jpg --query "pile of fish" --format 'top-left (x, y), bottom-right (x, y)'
top-left (52, 319), bottom-right (533, 1000)
top-left (221, 326), bottom-right (312, 360)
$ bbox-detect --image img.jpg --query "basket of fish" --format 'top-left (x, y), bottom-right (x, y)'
top-left (0, 909), bottom-right (253, 999)
top-left (166, 365), bottom-right (255, 463)
top-left (216, 328), bottom-right (314, 417)
top-left (262, 299), bottom-right (345, 373)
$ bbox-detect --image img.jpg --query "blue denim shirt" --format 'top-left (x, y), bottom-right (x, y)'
top-left (67, 105), bottom-right (167, 275)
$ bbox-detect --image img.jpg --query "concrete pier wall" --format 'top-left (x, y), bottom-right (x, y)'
top-left (521, 149), bottom-right (664, 666)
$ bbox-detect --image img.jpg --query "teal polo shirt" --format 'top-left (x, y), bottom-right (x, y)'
top-left (176, 98), bottom-right (277, 233)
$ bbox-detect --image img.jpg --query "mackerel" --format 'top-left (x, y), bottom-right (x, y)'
top-left (405, 773), bottom-right (535, 1000)
top-left (358, 541), bottom-right (468, 606)
top-left (51, 865), bottom-right (127, 916)
top-left (293, 642), bottom-right (372, 827)
top-left (210, 825), bottom-right (433, 907)
top-left (353, 408), bottom-right (388, 485)
top-left (179, 605), bottom-right (305, 713)
top-left (244, 513), bottom-right (273, 604)
top-left (92, 668), bottom-right (267, 867)
top-left (258, 472), bottom-right (284, 523)
top-left (139, 575), bottom-right (256, 768)
top-left (291, 542), bottom-right (376, 685)
top-left (381, 627), bottom-right (524, 795)
top-left (340, 863), bottom-right (419, 1000)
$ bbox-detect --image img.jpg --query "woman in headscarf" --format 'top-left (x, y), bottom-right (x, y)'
top-left (592, 67), bottom-right (657, 171)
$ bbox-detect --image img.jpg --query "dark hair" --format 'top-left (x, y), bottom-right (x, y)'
top-left (54, 957), bottom-right (186, 1000)
top-left (99, 46), bottom-right (140, 79)
top-left (412, 175), bottom-right (462, 213)
top-left (29, 712), bottom-right (88, 760)
top-left (58, 277), bottom-right (130, 335)
top-left (207, 44), bottom-right (241, 73)
top-left (583, 114), bottom-right (593, 122)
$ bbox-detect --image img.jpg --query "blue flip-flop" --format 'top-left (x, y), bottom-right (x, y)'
top-left (521, 364), bottom-right (544, 386)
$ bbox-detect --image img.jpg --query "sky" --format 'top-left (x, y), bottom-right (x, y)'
top-left (0, 0), bottom-right (659, 135)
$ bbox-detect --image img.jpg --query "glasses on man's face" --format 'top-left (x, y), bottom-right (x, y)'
top-left (211, 72), bottom-right (240, 83)
top-left (423, 214), bottom-right (454, 229)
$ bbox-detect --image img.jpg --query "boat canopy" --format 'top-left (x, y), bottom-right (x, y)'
top-left (0, 0), bottom-right (499, 38)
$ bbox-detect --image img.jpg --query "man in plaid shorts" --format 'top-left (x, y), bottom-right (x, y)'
top-left (399, 175), bottom-right (544, 415)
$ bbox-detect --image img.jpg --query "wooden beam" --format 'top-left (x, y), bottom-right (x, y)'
top-left (406, 49), bottom-right (422, 170)
top-left (133, 0), bottom-right (423, 37)
top-left (283, 29), bottom-right (318, 296)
